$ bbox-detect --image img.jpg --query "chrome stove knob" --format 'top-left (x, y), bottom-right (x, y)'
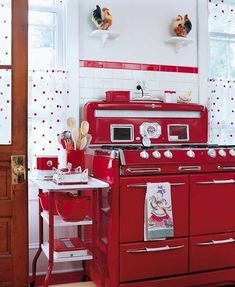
top-left (218, 149), bottom-right (226, 157)
top-left (164, 150), bottom-right (173, 159)
top-left (229, 149), bottom-right (235, 157)
top-left (140, 150), bottom-right (149, 159)
top-left (152, 150), bottom-right (161, 159)
top-left (186, 150), bottom-right (195, 158)
top-left (207, 148), bottom-right (216, 158)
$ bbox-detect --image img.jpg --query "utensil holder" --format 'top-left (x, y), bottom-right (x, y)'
top-left (67, 150), bottom-right (85, 170)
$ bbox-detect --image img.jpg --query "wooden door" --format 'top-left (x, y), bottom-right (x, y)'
top-left (0, 0), bottom-right (28, 286)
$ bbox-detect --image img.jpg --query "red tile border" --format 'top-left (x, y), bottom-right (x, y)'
top-left (80, 60), bottom-right (198, 74)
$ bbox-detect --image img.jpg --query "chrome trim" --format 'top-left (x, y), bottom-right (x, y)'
top-left (127, 245), bottom-right (185, 253)
top-left (127, 183), bottom-right (186, 188)
top-left (196, 238), bottom-right (235, 246)
top-left (126, 167), bottom-right (161, 174)
top-left (196, 179), bottom-right (235, 185)
top-left (217, 166), bottom-right (235, 170)
top-left (178, 166), bottom-right (201, 171)
top-left (119, 150), bottom-right (126, 165)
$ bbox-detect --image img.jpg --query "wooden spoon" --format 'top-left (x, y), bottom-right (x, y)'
top-left (80, 121), bottom-right (89, 137)
top-left (79, 136), bottom-right (87, 150)
top-left (71, 127), bottom-right (79, 150)
top-left (67, 117), bottom-right (76, 130)
top-left (84, 134), bottom-right (92, 149)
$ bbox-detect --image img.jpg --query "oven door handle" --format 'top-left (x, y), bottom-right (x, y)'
top-left (196, 179), bottom-right (235, 185)
top-left (127, 182), bottom-right (185, 188)
top-left (126, 168), bottom-right (161, 174)
top-left (178, 166), bottom-right (201, 172)
top-left (127, 244), bottom-right (185, 253)
top-left (217, 166), bottom-right (235, 170)
top-left (196, 238), bottom-right (235, 246)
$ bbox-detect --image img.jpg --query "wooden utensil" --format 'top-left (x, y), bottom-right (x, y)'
top-left (67, 117), bottom-right (76, 130)
top-left (79, 136), bottom-right (87, 150)
top-left (80, 121), bottom-right (89, 137)
top-left (76, 128), bottom-right (82, 150)
top-left (84, 134), bottom-right (92, 149)
top-left (71, 127), bottom-right (79, 150)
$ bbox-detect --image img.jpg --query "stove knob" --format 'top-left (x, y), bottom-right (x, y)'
top-left (207, 148), bottom-right (216, 158)
top-left (218, 149), bottom-right (226, 157)
top-left (229, 149), bottom-right (235, 157)
top-left (186, 150), bottom-right (195, 158)
top-left (140, 150), bottom-right (149, 159)
top-left (164, 150), bottom-right (173, 159)
top-left (152, 150), bottom-right (161, 159)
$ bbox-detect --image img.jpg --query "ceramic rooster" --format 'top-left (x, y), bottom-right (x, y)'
top-left (92, 5), bottom-right (112, 30)
top-left (172, 14), bottom-right (192, 37)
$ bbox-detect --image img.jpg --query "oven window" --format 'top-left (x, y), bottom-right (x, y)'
top-left (168, 125), bottom-right (189, 141)
top-left (111, 125), bottom-right (133, 142)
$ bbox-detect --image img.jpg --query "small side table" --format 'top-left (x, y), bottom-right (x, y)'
top-left (29, 177), bottom-right (109, 287)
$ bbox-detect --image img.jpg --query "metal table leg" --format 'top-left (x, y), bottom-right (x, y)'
top-left (44, 191), bottom-right (55, 287)
top-left (30, 188), bottom-right (44, 287)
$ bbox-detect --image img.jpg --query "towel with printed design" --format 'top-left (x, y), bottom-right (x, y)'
top-left (144, 182), bottom-right (174, 241)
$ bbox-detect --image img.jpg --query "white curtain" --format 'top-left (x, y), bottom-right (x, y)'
top-left (208, 0), bottom-right (235, 144)
top-left (28, 69), bottom-right (70, 171)
top-left (208, 79), bottom-right (235, 144)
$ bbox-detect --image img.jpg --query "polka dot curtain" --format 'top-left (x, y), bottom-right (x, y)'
top-left (208, 0), bottom-right (235, 144)
top-left (28, 69), bottom-right (70, 171)
top-left (0, 0), bottom-right (11, 65)
top-left (208, 79), bottom-right (235, 144)
top-left (0, 69), bottom-right (11, 144)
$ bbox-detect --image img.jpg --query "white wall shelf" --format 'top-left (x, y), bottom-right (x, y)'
top-left (166, 36), bottom-right (194, 53)
top-left (90, 30), bottom-right (120, 47)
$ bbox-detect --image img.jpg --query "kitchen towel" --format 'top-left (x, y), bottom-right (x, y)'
top-left (144, 182), bottom-right (174, 241)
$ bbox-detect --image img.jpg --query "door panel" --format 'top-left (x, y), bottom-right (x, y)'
top-left (120, 175), bottom-right (189, 242)
top-left (190, 173), bottom-right (235, 235)
top-left (120, 238), bottom-right (188, 282)
top-left (189, 232), bottom-right (235, 272)
top-left (0, 0), bottom-right (28, 286)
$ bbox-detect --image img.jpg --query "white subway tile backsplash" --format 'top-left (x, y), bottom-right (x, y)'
top-left (112, 69), bottom-right (132, 79)
top-left (80, 88), bottom-right (94, 98)
top-left (80, 67), bottom-right (94, 78)
top-left (132, 70), bottom-right (151, 80)
top-left (103, 79), bottom-right (123, 89)
top-left (93, 68), bottom-right (113, 79)
top-left (79, 67), bottom-right (199, 108)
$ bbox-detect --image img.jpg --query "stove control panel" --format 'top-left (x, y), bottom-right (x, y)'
top-left (218, 149), bottom-right (226, 157)
top-left (207, 148), bottom-right (216, 158)
top-left (140, 150), bottom-right (149, 159)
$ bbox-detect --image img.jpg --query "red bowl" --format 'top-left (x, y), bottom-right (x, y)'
top-left (55, 194), bottom-right (90, 222)
top-left (38, 192), bottom-right (67, 215)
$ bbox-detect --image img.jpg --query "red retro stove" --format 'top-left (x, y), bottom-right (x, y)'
top-left (83, 97), bottom-right (235, 287)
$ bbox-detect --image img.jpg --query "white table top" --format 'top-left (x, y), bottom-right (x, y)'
top-left (30, 176), bottom-right (109, 191)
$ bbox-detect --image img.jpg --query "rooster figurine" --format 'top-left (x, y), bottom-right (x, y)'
top-left (172, 14), bottom-right (192, 37)
top-left (92, 5), bottom-right (112, 30)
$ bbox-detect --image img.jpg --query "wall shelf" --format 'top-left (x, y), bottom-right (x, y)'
top-left (166, 36), bottom-right (194, 53)
top-left (90, 30), bottom-right (120, 47)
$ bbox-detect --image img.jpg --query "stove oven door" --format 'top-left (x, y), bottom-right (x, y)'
top-left (120, 175), bottom-right (189, 243)
top-left (190, 172), bottom-right (235, 235)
